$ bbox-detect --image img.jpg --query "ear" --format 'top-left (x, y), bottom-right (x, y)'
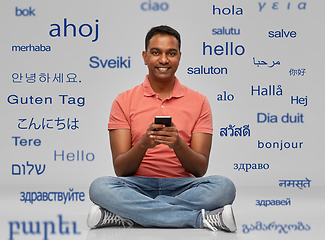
top-left (142, 51), bottom-right (147, 65)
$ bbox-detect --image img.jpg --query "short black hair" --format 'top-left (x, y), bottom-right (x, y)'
top-left (145, 25), bottom-right (181, 51)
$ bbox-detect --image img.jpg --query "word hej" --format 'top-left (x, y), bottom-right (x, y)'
top-left (9, 215), bottom-right (80, 240)
top-left (49, 18), bottom-right (99, 42)
top-left (8, 94), bottom-right (85, 107)
top-left (259, 2), bottom-right (307, 12)
top-left (257, 113), bottom-right (304, 123)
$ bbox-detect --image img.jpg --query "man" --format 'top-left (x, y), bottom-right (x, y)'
top-left (87, 25), bottom-right (237, 232)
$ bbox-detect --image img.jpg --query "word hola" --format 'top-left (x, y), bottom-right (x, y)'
top-left (15, 7), bottom-right (35, 16)
top-left (216, 91), bottom-right (234, 101)
top-left (12, 161), bottom-right (46, 175)
top-left (12, 136), bottom-right (41, 146)
top-left (54, 150), bottom-right (95, 161)
top-left (257, 113), bottom-right (304, 123)
top-left (9, 215), bottom-right (80, 240)
top-left (141, 1), bottom-right (169, 11)
top-left (268, 29), bottom-right (297, 38)
top-left (258, 2), bottom-right (307, 12)
top-left (49, 18), bottom-right (99, 42)
top-left (291, 96), bottom-right (307, 106)
top-left (213, 5), bottom-right (243, 15)
top-left (89, 56), bottom-right (131, 68)
top-left (203, 42), bottom-right (245, 56)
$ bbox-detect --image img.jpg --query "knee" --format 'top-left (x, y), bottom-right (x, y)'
top-left (89, 176), bottom-right (115, 202)
top-left (208, 175), bottom-right (236, 203)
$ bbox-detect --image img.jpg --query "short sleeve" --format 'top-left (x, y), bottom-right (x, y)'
top-left (107, 95), bottom-right (131, 130)
top-left (192, 96), bottom-right (213, 134)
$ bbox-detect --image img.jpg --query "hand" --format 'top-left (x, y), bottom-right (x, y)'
top-left (149, 122), bottom-right (180, 149)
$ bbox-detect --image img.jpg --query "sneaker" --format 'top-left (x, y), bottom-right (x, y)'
top-left (87, 205), bottom-right (134, 229)
top-left (202, 205), bottom-right (237, 232)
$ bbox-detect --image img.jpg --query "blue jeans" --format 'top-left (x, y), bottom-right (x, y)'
top-left (89, 175), bottom-right (236, 228)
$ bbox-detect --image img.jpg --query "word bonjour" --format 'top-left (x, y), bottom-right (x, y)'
top-left (12, 44), bottom-right (51, 52)
top-left (212, 5), bottom-right (243, 15)
top-left (141, 1), bottom-right (169, 11)
top-left (89, 56), bottom-right (131, 68)
top-left (258, 140), bottom-right (303, 150)
top-left (15, 7), bottom-right (35, 16)
top-left (242, 221), bottom-right (310, 234)
top-left (7, 94), bottom-right (85, 107)
top-left (187, 66), bottom-right (227, 75)
top-left (259, 2), bottom-right (307, 12)
top-left (9, 215), bottom-right (80, 240)
top-left (256, 198), bottom-right (291, 207)
top-left (54, 150), bottom-right (95, 161)
top-left (20, 188), bottom-right (85, 204)
top-left (203, 42), bottom-right (245, 56)
top-left (234, 163), bottom-right (269, 172)
top-left (12, 161), bottom-right (45, 175)
top-left (49, 18), bottom-right (99, 42)
top-left (257, 112), bottom-right (304, 123)
top-left (279, 178), bottom-right (311, 190)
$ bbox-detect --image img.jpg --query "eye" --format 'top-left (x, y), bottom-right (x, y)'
top-left (151, 51), bottom-right (159, 55)
top-left (169, 52), bottom-right (176, 56)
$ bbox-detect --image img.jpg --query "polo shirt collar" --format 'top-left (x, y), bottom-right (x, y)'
top-left (143, 75), bottom-right (184, 98)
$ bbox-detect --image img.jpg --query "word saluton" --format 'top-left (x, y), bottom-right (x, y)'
top-left (49, 18), bottom-right (99, 42)
top-left (89, 56), bottom-right (131, 68)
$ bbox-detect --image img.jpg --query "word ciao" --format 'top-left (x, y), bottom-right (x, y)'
top-left (18, 117), bottom-right (79, 130)
top-left (258, 2), bottom-right (307, 12)
top-left (12, 72), bottom-right (79, 84)
top-left (8, 94), bottom-right (85, 107)
top-left (54, 150), bottom-right (95, 161)
top-left (257, 113), bottom-right (304, 123)
top-left (220, 124), bottom-right (250, 137)
top-left (279, 178), bottom-right (311, 190)
top-left (141, 1), bottom-right (169, 11)
top-left (203, 42), bottom-right (245, 56)
top-left (256, 198), bottom-right (291, 207)
top-left (234, 163), bottom-right (269, 172)
top-left (213, 5), bottom-right (243, 15)
top-left (15, 7), bottom-right (35, 16)
top-left (9, 215), bottom-right (80, 240)
top-left (12, 161), bottom-right (45, 175)
top-left (49, 18), bottom-right (99, 42)
top-left (243, 221), bottom-right (310, 234)
top-left (12, 44), bottom-right (51, 52)
top-left (20, 188), bottom-right (85, 204)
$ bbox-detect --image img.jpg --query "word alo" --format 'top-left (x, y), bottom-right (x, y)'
top-left (9, 215), bottom-right (80, 240)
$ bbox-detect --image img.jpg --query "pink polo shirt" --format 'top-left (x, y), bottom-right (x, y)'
top-left (108, 75), bottom-right (213, 178)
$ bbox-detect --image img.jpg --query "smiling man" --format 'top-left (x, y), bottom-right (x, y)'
top-left (87, 25), bottom-right (237, 232)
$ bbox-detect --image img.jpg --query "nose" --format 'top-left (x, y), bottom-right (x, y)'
top-left (159, 53), bottom-right (169, 64)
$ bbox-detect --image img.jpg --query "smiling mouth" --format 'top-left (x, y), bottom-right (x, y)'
top-left (157, 67), bottom-right (170, 72)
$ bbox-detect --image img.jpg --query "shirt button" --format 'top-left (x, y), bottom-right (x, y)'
top-left (161, 105), bottom-right (164, 108)
top-left (156, 95), bottom-right (159, 98)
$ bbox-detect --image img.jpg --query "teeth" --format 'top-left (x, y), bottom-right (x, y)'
top-left (158, 68), bottom-right (168, 71)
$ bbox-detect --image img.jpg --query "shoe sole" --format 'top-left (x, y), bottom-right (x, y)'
top-left (222, 205), bottom-right (237, 232)
top-left (87, 205), bottom-right (101, 228)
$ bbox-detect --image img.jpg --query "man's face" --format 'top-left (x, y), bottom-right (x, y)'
top-left (142, 34), bottom-right (181, 82)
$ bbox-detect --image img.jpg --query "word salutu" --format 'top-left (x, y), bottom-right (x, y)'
top-left (12, 161), bottom-right (45, 175)
top-left (220, 124), bottom-right (250, 137)
top-left (20, 188), bottom-right (85, 204)
top-left (9, 215), bottom-right (80, 240)
top-left (212, 27), bottom-right (240, 35)
top-left (253, 57), bottom-right (280, 68)
top-left (12, 72), bottom-right (79, 84)
top-left (279, 178), bottom-right (311, 190)
top-left (8, 94), bottom-right (85, 107)
top-left (243, 221), bottom-right (310, 234)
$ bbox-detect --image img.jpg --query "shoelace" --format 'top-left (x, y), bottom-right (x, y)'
top-left (202, 209), bottom-right (222, 231)
top-left (101, 210), bottom-right (134, 228)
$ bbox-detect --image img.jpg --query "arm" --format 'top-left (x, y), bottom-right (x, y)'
top-left (109, 123), bottom-right (166, 177)
top-left (150, 123), bottom-right (212, 177)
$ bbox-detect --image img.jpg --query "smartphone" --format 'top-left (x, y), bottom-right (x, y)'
top-left (154, 116), bottom-right (172, 127)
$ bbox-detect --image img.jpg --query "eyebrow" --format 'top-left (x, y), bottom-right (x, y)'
top-left (149, 47), bottom-right (179, 52)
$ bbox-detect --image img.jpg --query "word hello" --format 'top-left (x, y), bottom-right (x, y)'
top-left (257, 113), bottom-right (304, 123)
top-left (259, 2), bottom-right (307, 12)
top-left (141, 1), bottom-right (169, 11)
top-left (49, 18), bottom-right (99, 42)
top-left (203, 42), bottom-right (245, 56)
top-left (89, 56), bottom-right (131, 68)
top-left (15, 7), bottom-right (35, 16)
top-left (213, 5), bottom-right (243, 15)
top-left (9, 215), bottom-right (80, 240)
top-left (268, 29), bottom-right (297, 38)
top-left (7, 94), bottom-right (85, 107)
top-left (216, 91), bottom-right (234, 101)
top-left (54, 150), bottom-right (95, 161)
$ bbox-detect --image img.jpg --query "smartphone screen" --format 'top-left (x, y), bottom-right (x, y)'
top-left (154, 116), bottom-right (172, 127)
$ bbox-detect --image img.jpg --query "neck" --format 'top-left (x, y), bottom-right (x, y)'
top-left (148, 75), bottom-right (175, 100)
